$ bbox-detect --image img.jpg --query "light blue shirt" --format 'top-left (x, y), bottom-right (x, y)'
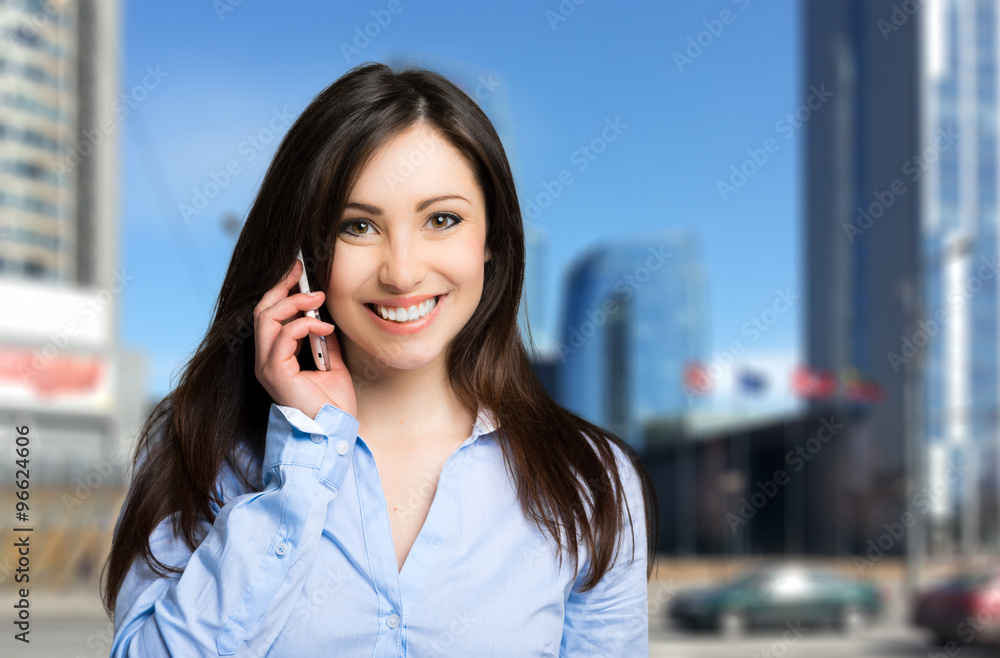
top-left (110, 402), bottom-right (649, 656)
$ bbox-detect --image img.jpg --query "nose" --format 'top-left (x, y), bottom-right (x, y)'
top-left (379, 234), bottom-right (427, 292)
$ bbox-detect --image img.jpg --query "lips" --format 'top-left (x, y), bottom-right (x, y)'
top-left (367, 295), bottom-right (440, 323)
top-left (363, 293), bottom-right (447, 334)
top-left (365, 292), bottom-right (440, 308)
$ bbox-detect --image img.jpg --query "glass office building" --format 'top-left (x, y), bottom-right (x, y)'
top-left (806, 0), bottom-right (1000, 554)
top-left (921, 0), bottom-right (1000, 552)
top-left (804, 0), bottom-right (922, 554)
top-left (558, 232), bottom-right (705, 453)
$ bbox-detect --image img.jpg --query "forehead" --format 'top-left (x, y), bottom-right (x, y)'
top-left (349, 124), bottom-right (483, 204)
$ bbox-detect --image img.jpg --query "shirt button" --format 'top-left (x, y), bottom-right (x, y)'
top-left (310, 434), bottom-right (323, 444)
top-left (337, 440), bottom-right (349, 455)
top-left (275, 541), bottom-right (289, 556)
top-left (386, 613), bottom-right (401, 629)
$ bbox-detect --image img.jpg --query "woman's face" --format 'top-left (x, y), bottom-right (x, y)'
top-left (325, 123), bottom-right (490, 378)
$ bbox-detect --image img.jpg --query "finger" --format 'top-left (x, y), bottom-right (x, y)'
top-left (256, 291), bottom-right (325, 362)
top-left (255, 259), bottom-right (304, 324)
top-left (269, 317), bottom-right (335, 366)
top-left (265, 290), bottom-right (326, 325)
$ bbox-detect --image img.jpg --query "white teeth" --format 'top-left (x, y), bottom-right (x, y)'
top-left (375, 296), bottom-right (438, 323)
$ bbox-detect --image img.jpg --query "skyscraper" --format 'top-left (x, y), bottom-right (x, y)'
top-left (1, 0), bottom-right (118, 281)
top-left (804, 0), bottom-right (922, 552)
top-left (806, 0), bottom-right (1000, 555)
top-left (558, 232), bottom-right (704, 453)
top-left (920, 0), bottom-right (999, 553)
top-left (0, 0), bottom-right (145, 482)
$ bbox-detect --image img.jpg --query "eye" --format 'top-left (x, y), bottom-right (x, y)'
top-left (339, 219), bottom-right (375, 236)
top-left (427, 212), bottom-right (462, 230)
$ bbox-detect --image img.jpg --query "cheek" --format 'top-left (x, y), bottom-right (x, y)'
top-left (325, 263), bottom-right (365, 312)
top-left (444, 237), bottom-right (489, 285)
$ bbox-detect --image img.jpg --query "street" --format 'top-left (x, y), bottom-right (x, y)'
top-left (649, 612), bottom-right (998, 657)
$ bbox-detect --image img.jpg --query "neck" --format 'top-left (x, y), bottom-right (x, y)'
top-left (347, 348), bottom-right (475, 450)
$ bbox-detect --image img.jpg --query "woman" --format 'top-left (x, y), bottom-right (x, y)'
top-left (104, 61), bottom-right (659, 656)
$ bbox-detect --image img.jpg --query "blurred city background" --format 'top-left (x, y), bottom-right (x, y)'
top-left (1, 0), bottom-right (999, 656)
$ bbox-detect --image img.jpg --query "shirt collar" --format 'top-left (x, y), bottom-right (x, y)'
top-left (471, 405), bottom-right (500, 442)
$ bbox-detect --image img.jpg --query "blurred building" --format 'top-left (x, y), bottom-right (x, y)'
top-left (804, 0), bottom-right (922, 555)
top-left (558, 232), bottom-right (705, 452)
top-left (519, 222), bottom-right (551, 353)
top-left (920, 0), bottom-right (1000, 554)
top-left (642, 407), bottom-right (862, 557)
top-left (0, 0), bottom-right (146, 483)
top-left (806, 0), bottom-right (1000, 557)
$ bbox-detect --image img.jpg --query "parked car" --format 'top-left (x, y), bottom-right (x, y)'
top-left (912, 567), bottom-right (1000, 647)
top-left (669, 562), bottom-right (883, 638)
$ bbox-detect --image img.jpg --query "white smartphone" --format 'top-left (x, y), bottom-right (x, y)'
top-left (296, 249), bottom-right (331, 372)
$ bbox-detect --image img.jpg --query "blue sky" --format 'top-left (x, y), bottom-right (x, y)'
top-left (119, 0), bottom-right (801, 405)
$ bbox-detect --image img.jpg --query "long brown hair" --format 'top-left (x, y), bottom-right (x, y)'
top-left (102, 62), bottom-right (659, 617)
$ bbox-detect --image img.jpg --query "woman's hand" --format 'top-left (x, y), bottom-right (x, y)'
top-left (253, 258), bottom-right (357, 420)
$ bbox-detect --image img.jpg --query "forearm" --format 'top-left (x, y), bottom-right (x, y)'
top-left (111, 403), bottom-right (358, 657)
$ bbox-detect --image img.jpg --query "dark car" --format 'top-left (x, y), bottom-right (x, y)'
top-left (912, 568), bottom-right (1000, 647)
top-left (669, 563), bottom-right (883, 638)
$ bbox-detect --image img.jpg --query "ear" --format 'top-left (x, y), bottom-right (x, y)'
top-left (485, 246), bottom-right (492, 263)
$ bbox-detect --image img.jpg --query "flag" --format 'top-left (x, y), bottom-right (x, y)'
top-left (737, 367), bottom-right (768, 395)
top-left (791, 365), bottom-right (836, 399)
top-left (842, 368), bottom-right (884, 403)
top-left (683, 361), bottom-right (712, 395)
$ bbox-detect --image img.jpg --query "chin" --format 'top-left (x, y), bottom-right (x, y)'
top-left (383, 354), bottom-right (441, 371)
top-left (348, 335), bottom-right (446, 372)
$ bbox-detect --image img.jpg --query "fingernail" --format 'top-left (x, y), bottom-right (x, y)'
top-left (308, 291), bottom-right (321, 296)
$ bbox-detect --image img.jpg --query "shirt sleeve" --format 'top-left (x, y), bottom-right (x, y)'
top-left (560, 441), bottom-right (649, 657)
top-left (109, 402), bottom-right (359, 657)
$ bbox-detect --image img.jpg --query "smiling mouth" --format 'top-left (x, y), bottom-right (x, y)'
top-left (365, 295), bottom-right (442, 324)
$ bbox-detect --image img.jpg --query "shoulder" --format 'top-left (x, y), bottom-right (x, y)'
top-left (565, 430), bottom-right (650, 597)
top-left (578, 430), bottom-right (644, 504)
top-left (572, 429), bottom-right (648, 555)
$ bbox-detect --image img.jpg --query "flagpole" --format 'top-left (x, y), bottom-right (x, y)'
top-left (735, 368), bottom-right (747, 559)
top-left (901, 273), bottom-right (925, 599)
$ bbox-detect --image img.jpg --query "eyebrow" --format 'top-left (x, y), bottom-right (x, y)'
top-left (343, 195), bottom-right (470, 215)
